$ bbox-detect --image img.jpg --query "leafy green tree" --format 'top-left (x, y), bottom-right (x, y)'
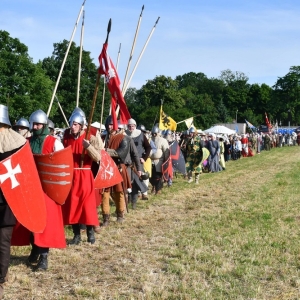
top-left (0, 30), bottom-right (53, 122)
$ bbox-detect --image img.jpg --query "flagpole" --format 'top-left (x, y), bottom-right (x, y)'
top-left (99, 76), bottom-right (106, 132)
top-left (116, 43), bottom-right (121, 71)
top-left (121, 5), bottom-right (144, 94)
top-left (123, 16), bottom-right (160, 95)
top-left (76, 9), bottom-right (85, 108)
top-left (54, 95), bottom-right (69, 127)
top-left (80, 18), bottom-right (112, 167)
top-left (47, 0), bottom-right (86, 116)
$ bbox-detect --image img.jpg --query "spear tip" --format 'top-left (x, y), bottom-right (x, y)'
top-left (155, 17), bottom-right (160, 25)
top-left (140, 5), bottom-right (145, 16)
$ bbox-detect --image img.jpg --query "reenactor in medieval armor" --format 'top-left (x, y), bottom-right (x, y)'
top-left (149, 126), bottom-right (170, 195)
top-left (62, 109), bottom-right (101, 245)
top-left (126, 118), bottom-right (151, 205)
top-left (13, 117), bottom-right (31, 138)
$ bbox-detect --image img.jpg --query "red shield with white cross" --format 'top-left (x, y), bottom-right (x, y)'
top-left (94, 149), bottom-right (123, 189)
top-left (33, 146), bottom-right (74, 205)
top-left (0, 142), bottom-right (46, 233)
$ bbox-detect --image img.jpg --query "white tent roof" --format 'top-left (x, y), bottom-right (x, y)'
top-left (91, 122), bottom-right (105, 130)
top-left (204, 125), bottom-right (236, 135)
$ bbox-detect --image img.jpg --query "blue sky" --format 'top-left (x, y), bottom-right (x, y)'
top-left (1, 0), bottom-right (300, 90)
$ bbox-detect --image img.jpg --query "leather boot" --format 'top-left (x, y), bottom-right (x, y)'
top-left (27, 247), bottom-right (39, 264)
top-left (86, 226), bottom-right (95, 244)
top-left (102, 214), bottom-right (110, 227)
top-left (68, 235), bottom-right (81, 245)
top-left (35, 254), bottom-right (48, 271)
top-left (116, 211), bottom-right (124, 223)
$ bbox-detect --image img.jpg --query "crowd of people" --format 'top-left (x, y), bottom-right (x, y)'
top-left (0, 104), bottom-right (300, 298)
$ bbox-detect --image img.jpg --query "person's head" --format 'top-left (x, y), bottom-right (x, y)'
top-left (127, 118), bottom-right (137, 133)
top-left (189, 127), bottom-right (196, 137)
top-left (47, 119), bottom-right (55, 135)
top-left (69, 112), bottom-right (84, 135)
top-left (137, 124), bottom-right (146, 133)
top-left (29, 109), bottom-right (48, 132)
top-left (151, 126), bottom-right (160, 137)
top-left (14, 117), bottom-right (30, 132)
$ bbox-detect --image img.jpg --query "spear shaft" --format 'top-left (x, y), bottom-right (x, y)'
top-left (76, 9), bottom-right (85, 107)
top-left (121, 5), bottom-right (144, 94)
top-left (80, 18), bottom-right (112, 167)
top-left (47, 0), bottom-right (86, 116)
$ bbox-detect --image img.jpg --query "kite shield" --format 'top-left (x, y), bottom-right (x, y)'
top-left (94, 150), bottom-right (123, 189)
top-left (0, 142), bottom-right (46, 233)
top-left (34, 146), bottom-right (74, 205)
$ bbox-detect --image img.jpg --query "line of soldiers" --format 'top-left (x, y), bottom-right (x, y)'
top-left (0, 105), bottom-right (173, 299)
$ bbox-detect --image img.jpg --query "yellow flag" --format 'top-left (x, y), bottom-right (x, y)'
top-left (159, 106), bottom-right (177, 131)
top-left (185, 117), bottom-right (194, 129)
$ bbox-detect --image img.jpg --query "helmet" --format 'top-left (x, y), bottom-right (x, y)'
top-left (127, 118), bottom-right (136, 126)
top-left (151, 126), bottom-right (160, 134)
top-left (189, 127), bottom-right (196, 134)
top-left (137, 124), bottom-right (146, 132)
top-left (105, 115), bottom-right (113, 131)
top-left (48, 119), bottom-right (55, 130)
top-left (165, 129), bottom-right (172, 135)
top-left (69, 107), bottom-right (86, 125)
top-left (15, 117), bottom-right (29, 129)
top-left (0, 104), bottom-right (11, 127)
top-left (69, 112), bottom-right (84, 126)
top-left (29, 109), bottom-right (48, 129)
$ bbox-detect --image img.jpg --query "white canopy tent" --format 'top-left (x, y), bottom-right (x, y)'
top-left (91, 122), bottom-right (105, 130)
top-left (204, 125), bottom-right (236, 135)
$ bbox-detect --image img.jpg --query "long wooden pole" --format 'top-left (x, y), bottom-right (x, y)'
top-left (47, 0), bottom-right (86, 116)
top-left (99, 76), bottom-right (106, 131)
top-left (76, 9), bottom-right (85, 107)
top-left (121, 5), bottom-right (144, 94)
top-left (80, 18), bottom-right (112, 167)
top-left (54, 95), bottom-right (69, 126)
top-left (123, 16), bottom-right (160, 95)
top-left (116, 43), bottom-right (121, 71)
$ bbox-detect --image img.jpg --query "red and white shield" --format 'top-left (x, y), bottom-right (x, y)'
top-left (34, 146), bottom-right (74, 205)
top-left (0, 142), bottom-right (46, 233)
top-left (94, 149), bottom-right (123, 189)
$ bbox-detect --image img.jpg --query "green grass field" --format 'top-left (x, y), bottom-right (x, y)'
top-left (5, 146), bottom-right (300, 299)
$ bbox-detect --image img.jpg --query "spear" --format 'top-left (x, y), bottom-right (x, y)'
top-left (121, 5), bottom-right (144, 94)
top-left (54, 95), bottom-right (69, 127)
top-left (80, 18), bottom-right (112, 167)
top-left (123, 16), bottom-right (160, 95)
top-left (116, 43), bottom-right (122, 71)
top-left (76, 9), bottom-right (85, 107)
top-left (47, 0), bottom-right (86, 116)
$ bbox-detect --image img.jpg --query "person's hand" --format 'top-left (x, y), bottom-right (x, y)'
top-left (137, 171), bottom-right (142, 177)
top-left (82, 139), bottom-right (90, 149)
top-left (140, 158), bottom-right (145, 164)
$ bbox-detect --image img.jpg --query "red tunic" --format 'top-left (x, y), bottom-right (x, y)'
top-left (11, 136), bottom-right (66, 248)
top-left (61, 130), bottom-right (99, 226)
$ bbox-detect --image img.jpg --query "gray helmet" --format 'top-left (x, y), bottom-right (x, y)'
top-left (189, 127), bottom-right (196, 134)
top-left (69, 112), bottom-right (84, 126)
top-left (69, 107), bottom-right (86, 125)
top-left (165, 129), bottom-right (172, 135)
top-left (0, 104), bottom-right (11, 127)
top-left (29, 109), bottom-right (48, 129)
top-left (141, 171), bottom-right (150, 180)
top-left (15, 117), bottom-right (29, 129)
top-left (137, 124), bottom-right (146, 132)
top-left (47, 119), bottom-right (55, 130)
top-left (127, 118), bottom-right (136, 126)
top-left (151, 126), bottom-right (160, 134)
top-left (105, 115), bottom-right (113, 131)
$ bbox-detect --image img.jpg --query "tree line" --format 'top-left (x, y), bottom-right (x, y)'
top-left (1, 30), bottom-right (299, 131)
